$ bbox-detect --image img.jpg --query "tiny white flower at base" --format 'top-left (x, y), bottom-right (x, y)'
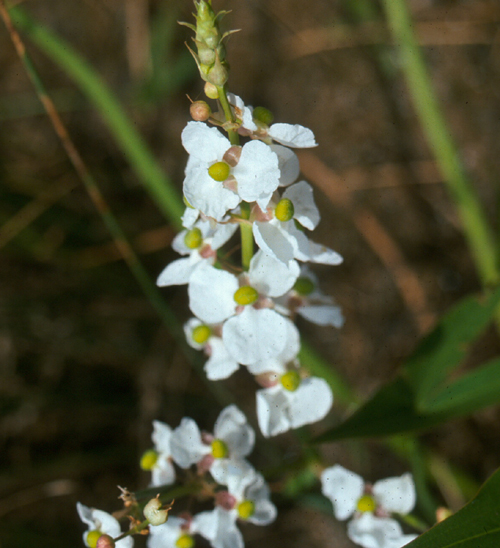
top-left (77, 503), bottom-right (133, 548)
top-left (347, 513), bottom-right (416, 548)
top-left (195, 507), bottom-right (244, 548)
top-left (147, 514), bottom-right (206, 548)
top-left (268, 123), bottom-right (317, 148)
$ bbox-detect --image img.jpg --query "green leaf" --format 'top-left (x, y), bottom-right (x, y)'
top-left (403, 288), bottom-right (500, 410)
top-left (425, 356), bottom-right (500, 415)
top-left (405, 467), bottom-right (500, 548)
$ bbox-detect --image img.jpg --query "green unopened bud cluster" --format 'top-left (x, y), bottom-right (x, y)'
top-left (181, 0), bottom-right (233, 87)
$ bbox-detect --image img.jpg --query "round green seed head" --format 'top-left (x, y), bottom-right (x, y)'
top-left (208, 161), bottom-right (230, 182)
top-left (275, 198), bottom-right (295, 222)
top-left (253, 106), bottom-right (274, 126)
top-left (280, 371), bottom-right (301, 392)
top-left (204, 82), bottom-right (219, 99)
top-left (184, 227), bottom-right (203, 249)
top-left (211, 438), bottom-right (229, 458)
top-left (356, 494), bottom-right (376, 513)
top-left (192, 324), bottom-right (212, 344)
top-left (234, 286), bottom-right (259, 306)
top-left (140, 449), bottom-right (158, 471)
top-left (176, 534), bottom-right (195, 548)
top-left (86, 530), bottom-right (103, 548)
top-left (237, 500), bottom-right (255, 520)
top-left (293, 276), bottom-right (315, 296)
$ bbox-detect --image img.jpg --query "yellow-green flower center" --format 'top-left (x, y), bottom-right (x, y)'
top-left (140, 449), bottom-right (159, 471)
top-left (280, 371), bottom-right (301, 392)
top-left (208, 161), bottom-right (230, 182)
top-left (253, 106), bottom-right (274, 126)
top-left (234, 286), bottom-right (259, 306)
top-left (192, 324), bottom-right (212, 344)
top-left (211, 438), bottom-right (229, 458)
top-left (86, 530), bottom-right (103, 548)
top-left (237, 500), bottom-right (255, 520)
top-left (275, 198), bottom-right (295, 222)
top-left (356, 494), bottom-right (377, 513)
top-left (293, 276), bottom-right (315, 296)
top-left (176, 534), bottom-right (195, 548)
top-left (184, 227), bottom-right (203, 249)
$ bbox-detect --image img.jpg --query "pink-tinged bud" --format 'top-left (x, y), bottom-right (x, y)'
top-left (96, 534), bottom-right (115, 548)
top-left (222, 146), bottom-right (242, 167)
top-left (215, 491), bottom-right (237, 510)
top-left (190, 101), bottom-right (211, 121)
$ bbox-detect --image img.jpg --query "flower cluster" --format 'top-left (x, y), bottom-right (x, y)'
top-left (148, 405), bottom-right (275, 548)
top-left (321, 465), bottom-right (418, 548)
top-left (157, 92), bottom-right (343, 438)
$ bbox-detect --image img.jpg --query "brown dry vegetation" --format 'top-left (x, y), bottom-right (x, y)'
top-left (1, 0), bottom-right (500, 547)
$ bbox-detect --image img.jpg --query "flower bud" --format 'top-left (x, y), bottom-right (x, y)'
top-left (234, 286), bottom-right (259, 306)
top-left (275, 198), bottom-right (294, 222)
top-left (253, 106), bottom-right (274, 126)
top-left (190, 101), bottom-right (211, 121)
top-left (436, 507), bottom-right (453, 522)
top-left (144, 497), bottom-right (169, 526)
top-left (96, 534), bottom-right (115, 548)
top-left (211, 438), bottom-right (229, 458)
top-left (237, 500), bottom-right (255, 520)
top-left (280, 371), bottom-right (301, 392)
top-left (140, 449), bottom-right (158, 471)
top-left (204, 82), bottom-right (219, 99)
top-left (293, 276), bottom-right (315, 296)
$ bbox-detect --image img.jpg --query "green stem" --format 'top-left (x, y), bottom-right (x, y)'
top-left (239, 203), bottom-right (254, 271)
top-left (216, 84), bottom-right (239, 145)
top-left (381, 0), bottom-right (499, 287)
top-left (10, 6), bottom-right (184, 230)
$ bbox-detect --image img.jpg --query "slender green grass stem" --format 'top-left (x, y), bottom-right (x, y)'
top-left (9, 6), bottom-right (184, 230)
top-left (381, 0), bottom-right (499, 288)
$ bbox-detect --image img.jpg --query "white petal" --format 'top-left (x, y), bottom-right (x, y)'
top-left (298, 305), bottom-right (345, 328)
top-left (210, 222), bottom-right (238, 250)
top-left (181, 206), bottom-right (200, 229)
top-left (283, 180), bottom-right (320, 230)
top-left (188, 265), bottom-right (238, 324)
top-left (170, 418), bottom-right (208, 468)
top-left (214, 405), bottom-right (255, 459)
top-left (373, 473), bottom-right (416, 515)
top-left (245, 473), bottom-right (277, 525)
top-left (152, 421), bottom-right (172, 455)
top-left (249, 250), bottom-right (300, 297)
top-left (212, 458), bottom-right (255, 488)
top-left (253, 221), bottom-right (295, 263)
top-left (157, 254), bottom-right (204, 286)
top-left (321, 464), bottom-right (364, 521)
top-left (151, 457), bottom-right (175, 487)
top-left (288, 377), bottom-right (333, 429)
top-left (268, 123), bottom-right (317, 148)
top-left (271, 144), bottom-right (300, 187)
top-left (289, 225), bottom-right (343, 264)
top-left (205, 337), bottom-right (240, 380)
top-left (222, 308), bottom-right (288, 365)
top-left (385, 535), bottom-right (419, 548)
top-left (195, 508), bottom-right (243, 548)
top-left (147, 518), bottom-right (183, 548)
top-left (256, 385), bottom-right (291, 437)
top-left (347, 514), bottom-right (404, 548)
top-left (183, 163), bottom-right (240, 221)
top-left (227, 93), bottom-right (257, 132)
top-left (182, 121), bottom-right (230, 162)
top-left (234, 140), bottom-right (280, 203)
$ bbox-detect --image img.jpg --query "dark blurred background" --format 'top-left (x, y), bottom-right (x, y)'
top-left (1, 0), bottom-right (500, 546)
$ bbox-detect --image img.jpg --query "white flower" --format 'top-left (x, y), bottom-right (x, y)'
top-left (321, 466), bottom-right (416, 521)
top-left (157, 219), bottom-right (237, 286)
top-left (188, 254), bottom-right (300, 365)
top-left (277, 266), bottom-right (344, 328)
top-left (195, 469), bottom-right (276, 548)
top-left (254, 355), bottom-right (333, 437)
top-left (182, 122), bottom-right (280, 219)
top-left (77, 503), bottom-right (133, 548)
top-left (170, 405), bottom-right (255, 485)
top-left (347, 513), bottom-right (418, 548)
top-left (228, 93), bottom-right (258, 132)
top-left (271, 144), bottom-right (300, 187)
top-left (184, 318), bottom-right (239, 380)
top-left (147, 514), bottom-right (207, 548)
top-left (148, 421), bottom-right (175, 487)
